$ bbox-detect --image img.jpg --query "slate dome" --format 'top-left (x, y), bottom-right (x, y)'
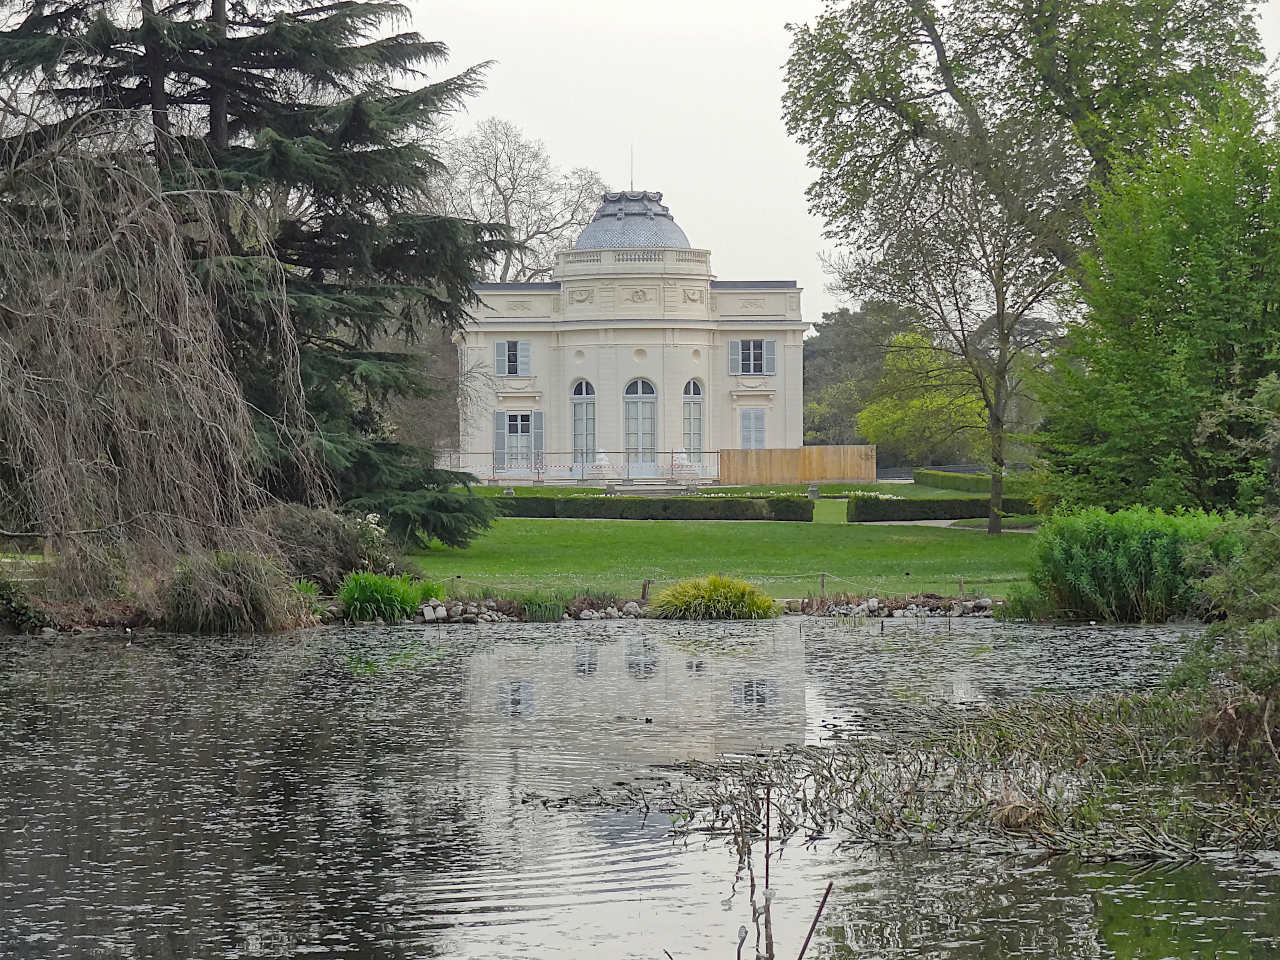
top-left (573, 190), bottom-right (691, 249)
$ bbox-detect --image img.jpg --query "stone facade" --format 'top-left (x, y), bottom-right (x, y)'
top-left (455, 191), bottom-right (805, 481)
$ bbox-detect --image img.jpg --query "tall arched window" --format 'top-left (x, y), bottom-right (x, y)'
top-left (682, 380), bottom-right (703, 464)
top-left (623, 379), bottom-right (657, 468)
top-left (571, 380), bottom-right (596, 466)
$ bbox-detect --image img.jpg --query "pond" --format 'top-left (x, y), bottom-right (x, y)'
top-left (2, 619), bottom-right (1278, 959)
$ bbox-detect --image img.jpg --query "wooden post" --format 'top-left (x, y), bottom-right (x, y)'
top-left (641, 578), bottom-right (654, 601)
top-left (820, 573), bottom-right (826, 598)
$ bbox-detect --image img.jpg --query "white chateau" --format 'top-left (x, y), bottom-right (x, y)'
top-left (456, 190), bottom-right (805, 480)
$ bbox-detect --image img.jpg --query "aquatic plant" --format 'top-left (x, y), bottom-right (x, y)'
top-left (647, 576), bottom-right (779, 621)
top-left (1005, 506), bottom-right (1232, 622)
top-left (337, 572), bottom-right (445, 622)
top-left (159, 552), bottom-right (300, 633)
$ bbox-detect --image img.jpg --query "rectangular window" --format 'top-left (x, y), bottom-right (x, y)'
top-left (494, 339), bottom-right (532, 376)
top-left (740, 408), bottom-right (766, 450)
top-left (506, 412), bottom-right (532, 468)
top-left (731, 339), bottom-right (776, 375)
top-left (572, 400), bottom-right (596, 466)
top-left (683, 400), bottom-right (703, 463)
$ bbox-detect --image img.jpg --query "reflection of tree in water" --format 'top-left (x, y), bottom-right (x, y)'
top-left (574, 644), bottom-right (598, 677)
top-left (809, 852), bottom-right (1280, 959)
top-left (0, 633), bottom-right (491, 959)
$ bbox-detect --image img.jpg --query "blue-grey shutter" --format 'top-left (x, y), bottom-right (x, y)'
top-left (532, 410), bottom-right (544, 467)
top-left (517, 340), bottom-right (532, 376)
top-left (729, 339), bottom-right (741, 375)
top-left (764, 339), bottom-right (776, 375)
top-left (494, 340), bottom-right (506, 376)
top-left (740, 409), bottom-right (751, 448)
top-left (493, 410), bottom-right (507, 470)
top-left (754, 409), bottom-right (767, 448)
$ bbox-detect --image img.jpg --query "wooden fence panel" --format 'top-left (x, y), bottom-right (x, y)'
top-left (719, 446), bottom-right (876, 485)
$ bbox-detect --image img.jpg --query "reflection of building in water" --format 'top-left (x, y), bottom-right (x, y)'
top-left (462, 624), bottom-right (806, 788)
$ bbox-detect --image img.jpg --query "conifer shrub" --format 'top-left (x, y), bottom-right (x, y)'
top-left (496, 496), bottom-right (813, 521)
top-left (1005, 506), bottom-right (1231, 622)
top-left (337, 573), bottom-right (446, 622)
top-left (159, 552), bottom-right (301, 633)
top-left (647, 575), bottom-right (779, 621)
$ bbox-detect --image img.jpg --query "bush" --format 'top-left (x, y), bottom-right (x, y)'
top-left (647, 575), bottom-right (779, 620)
top-left (496, 496), bottom-right (813, 522)
top-left (847, 495), bottom-right (1035, 522)
top-left (159, 551), bottom-right (300, 633)
top-left (1005, 506), bottom-right (1230, 623)
top-left (912, 469), bottom-right (1034, 496)
top-left (0, 578), bottom-right (50, 631)
top-left (337, 572), bottom-right (446, 622)
top-left (263, 503), bottom-right (398, 591)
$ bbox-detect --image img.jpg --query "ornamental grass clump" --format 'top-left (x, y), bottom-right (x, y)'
top-left (338, 573), bottom-right (445, 622)
top-left (647, 575), bottom-right (778, 621)
top-left (159, 552), bottom-right (301, 633)
top-left (1005, 506), bottom-right (1231, 622)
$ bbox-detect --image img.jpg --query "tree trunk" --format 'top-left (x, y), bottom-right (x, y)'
top-left (987, 411), bottom-right (1005, 535)
top-left (208, 0), bottom-right (229, 152)
top-left (139, 0), bottom-right (170, 161)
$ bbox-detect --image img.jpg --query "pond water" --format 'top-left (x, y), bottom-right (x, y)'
top-left (2, 619), bottom-right (1279, 959)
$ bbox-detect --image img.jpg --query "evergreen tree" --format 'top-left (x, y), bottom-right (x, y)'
top-left (0, 0), bottom-right (512, 544)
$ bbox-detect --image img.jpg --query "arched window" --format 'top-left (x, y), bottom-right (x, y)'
top-left (623, 379), bottom-right (657, 468)
top-left (570, 380), bottom-right (596, 466)
top-left (682, 380), bottom-right (704, 464)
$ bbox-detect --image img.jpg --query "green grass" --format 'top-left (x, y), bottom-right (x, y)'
top-left (950, 514), bottom-right (1042, 530)
top-left (411, 517), bottom-right (1034, 600)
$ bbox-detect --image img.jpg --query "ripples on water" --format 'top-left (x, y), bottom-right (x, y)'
top-left (2, 619), bottom-right (1278, 958)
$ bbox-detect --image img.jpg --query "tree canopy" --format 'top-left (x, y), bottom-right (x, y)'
top-left (0, 0), bottom-right (512, 544)
top-left (1037, 95), bottom-right (1280, 512)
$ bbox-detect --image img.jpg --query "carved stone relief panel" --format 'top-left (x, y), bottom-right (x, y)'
top-left (682, 288), bottom-right (705, 304)
top-left (739, 298), bottom-right (766, 313)
top-left (621, 287), bottom-right (656, 305)
top-left (507, 300), bottom-right (533, 313)
top-left (787, 293), bottom-right (800, 312)
top-left (569, 287), bottom-right (594, 305)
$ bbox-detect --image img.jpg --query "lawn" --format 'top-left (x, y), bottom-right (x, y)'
top-left (411, 517), bottom-right (1034, 600)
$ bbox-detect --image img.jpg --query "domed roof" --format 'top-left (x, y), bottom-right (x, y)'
top-left (573, 190), bottom-right (691, 249)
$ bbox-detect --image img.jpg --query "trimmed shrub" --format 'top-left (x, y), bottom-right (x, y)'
top-left (912, 469), bottom-right (1034, 497)
top-left (496, 496), bottom-right (813, 522)
top-left (847, 495), bottom-right (1034, 522)
top-left (1006, 506), bottom-right (1231, 623)
top-left (647, 575), bottom-right (779, 620)
top-left (262, 503), bottom-right (398, 591)
top-left (337, 572), bottom-right (446, 622)
top-left (159, 551), bottom-right (300, 633)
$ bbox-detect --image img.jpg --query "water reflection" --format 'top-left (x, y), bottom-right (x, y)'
top-left (1, 619), bottom-right (1274, 960)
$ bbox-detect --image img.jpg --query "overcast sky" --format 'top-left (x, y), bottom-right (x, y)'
top-left (418, 1), bottom-right (1280, 323)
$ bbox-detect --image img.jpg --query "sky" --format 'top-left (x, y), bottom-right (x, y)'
top-left (418, 0), bottom-right (1280, 323)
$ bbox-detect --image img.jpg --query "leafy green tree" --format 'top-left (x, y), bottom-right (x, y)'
top-left (802, 302), bottom-right (921, 446)
top-left (1037, 97), bottom-right (1280, 512)
top-left (856, 334), bottom-right (985, 464)
top-left (784, 0), bottom-right (1265, 272)
top-left (782, 0), bottom-right (1264, 530)
top-left (0, 0), bottom-right (511, 545)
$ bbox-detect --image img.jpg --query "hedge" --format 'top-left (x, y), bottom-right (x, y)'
top-left (913, 469), bottom-right (1033, 497)
top-left (847, 495), bottom-right (1035, 522)
top-left (495, 495), bottom-right (813, 522)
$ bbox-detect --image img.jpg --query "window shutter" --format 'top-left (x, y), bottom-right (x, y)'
top-left (517, 340), bottom-right (532, 376)
top-left (729, 339), bottom-right (741, 375)
top-left (740, 409), bottom-right (751, 448)
top-left (764, 340), bottom-right (776, 375)
top-left (494, 341), bottom-right (506, 376)
top-left (754, 409), bottom-right (767, 449)
top-left (493, 410), bottom-right (507, 470)
top-left (532, 410), bottom-right (545, 467)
